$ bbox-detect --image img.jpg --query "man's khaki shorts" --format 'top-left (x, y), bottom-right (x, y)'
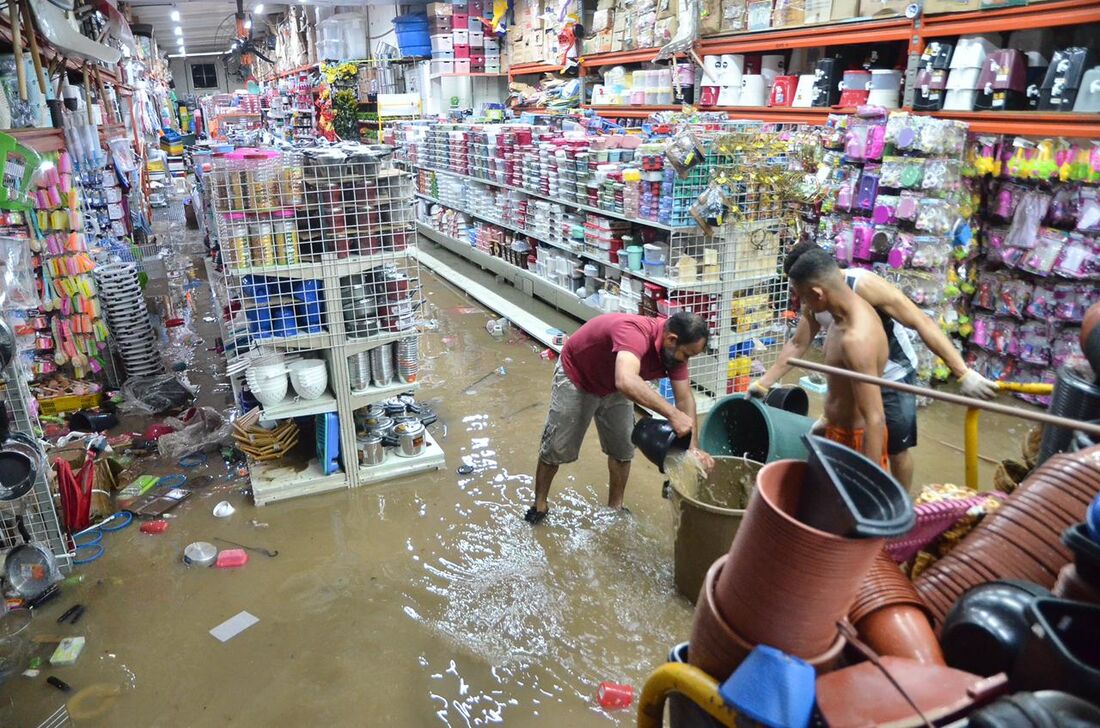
top-left (538, 361), bottom-right (634, 465)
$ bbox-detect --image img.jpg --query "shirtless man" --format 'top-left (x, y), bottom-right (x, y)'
top-left (785, 247), bottom-right (891, 468)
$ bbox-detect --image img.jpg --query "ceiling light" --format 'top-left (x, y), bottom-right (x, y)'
top-left (245, 19), bottom-right (252, 29)
top-left (170, 7), bottom-right (180, 21)
top-left (177, 37), bottom-right (185, 47)
top-left (173, 26), bottom-right (182, 36)
top-left (179, 47), bottom-right (186, 55)
top-left (254, 3), bottom-right (264, 13)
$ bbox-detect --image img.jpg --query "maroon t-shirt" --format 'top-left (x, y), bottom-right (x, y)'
top-left (560, 314), bottom-right (688, 397)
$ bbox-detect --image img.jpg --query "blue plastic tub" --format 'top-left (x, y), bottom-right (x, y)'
top-left (393, 15), bottom-right (431, 58)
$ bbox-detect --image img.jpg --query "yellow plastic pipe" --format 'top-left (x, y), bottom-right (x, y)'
top-left (965, 382), bottom-right (1053, 488)
top-left (965, 407), bottom-right (980, 490)
top-left (997, 381), bottom-right (1054, 395)
top-left (636, 663), bottom-right (738, 728)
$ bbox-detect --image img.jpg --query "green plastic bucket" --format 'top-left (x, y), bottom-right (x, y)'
top-left (700, 396), bottom-right (812, 462)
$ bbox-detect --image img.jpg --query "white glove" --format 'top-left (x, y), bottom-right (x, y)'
top-left (959, 368), bottom-right (998, 401)
top-left (811, 416), bottom-right (828, 435)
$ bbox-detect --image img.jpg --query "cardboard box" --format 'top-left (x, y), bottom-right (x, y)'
top-left (434, 49), bottom-right (455, 60)
top-left (454, 59), bottom-right (471, 74)
top-left (699, 0), bottom-right (722, 34)
top-left (746, 0), bottom-right (772, 29)
top-left (857, 0), bottom-right (908, 17)
top-left (427, 2), bottom-right (453, 15)
top-left (453, 12), bottom-right (468, 28)
top-left (453, 28), bottom-right (469, 44)
top-left (431, 60), bottom-right (454, 74)
top-left (829, 0), bottom-right (859, 18)
top-left (469, 28), bottom-right (485, 46)
top-left (454, 44), bottom-right (471, 58)
top-left (771, 0), bottom-right (804, 27)
top-left (922, 0), bottom-right (979, 9)
top-left (721, 0), bottom-right (748, 31)
top-left (803, 0), bottom-right (830, 23)
top-left (485, 45), bottom-right (501, 57)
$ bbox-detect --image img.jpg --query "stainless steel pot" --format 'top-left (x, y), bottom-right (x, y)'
top-left (348, 352), bottom-right (371, 391)
top-left (393, 421), bottom-right (426, 458)
top-left (368, 416), bottom-right (394, 440)
top-left (358, 434), bottom-right (385, 466)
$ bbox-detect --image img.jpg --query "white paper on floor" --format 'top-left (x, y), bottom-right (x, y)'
top-left (210, 611), bottom-right (259, 642)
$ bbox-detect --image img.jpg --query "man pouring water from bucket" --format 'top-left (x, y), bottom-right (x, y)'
top-left (525, 312), bottom-right (715, 524)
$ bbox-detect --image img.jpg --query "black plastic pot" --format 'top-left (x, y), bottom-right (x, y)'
top-left (1038, 367), bottom-right (1100, 465)
top-left (968, 690), bottom-right (1100, 728)
top-left (1063, 523), bottom-right (1100, 584)
top-left (632, 417), bottom-right (691, 473)
top-left (940, 580), bottom-right (1051, 678)
top-left (764, 386), bottom-right (810, 416)
top-left (794, 434), bottom-right (915, 538)
top-left (68, 410), bottom-right (118, 433)
top-left (1014, 598), bottom-right (1100, 698)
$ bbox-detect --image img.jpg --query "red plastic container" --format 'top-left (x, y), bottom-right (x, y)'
top-left (140, 520), bottom-right (169, 534)
top-left (596, 681), bottom-right (633, 709)
top-left (215, 549), bottom-right (249, 568)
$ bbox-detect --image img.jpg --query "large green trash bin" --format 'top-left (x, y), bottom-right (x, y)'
top-left (700, 396), bottom-right (812, 462)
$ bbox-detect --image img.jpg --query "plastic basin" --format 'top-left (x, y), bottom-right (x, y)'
top-left (700, 396), bottom-right (812, 462)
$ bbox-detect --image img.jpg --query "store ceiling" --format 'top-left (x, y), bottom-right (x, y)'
top-left (130, 0), bottom-right (410, 56)
top-left (130, 0), bottom-right (271, 55)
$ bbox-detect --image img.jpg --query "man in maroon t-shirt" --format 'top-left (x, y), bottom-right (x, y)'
top-left (525, 311), bottom-right (716, 523)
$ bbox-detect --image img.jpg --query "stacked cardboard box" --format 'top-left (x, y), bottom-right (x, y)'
top-left (428, 1), bottom-right (503, 75)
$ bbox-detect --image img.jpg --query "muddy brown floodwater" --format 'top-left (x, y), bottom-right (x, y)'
top-left (4, 202), bottom-right (1038, 727)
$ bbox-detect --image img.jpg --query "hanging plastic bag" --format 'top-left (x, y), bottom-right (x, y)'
top-left (0, 235), bottom-right (38, 310)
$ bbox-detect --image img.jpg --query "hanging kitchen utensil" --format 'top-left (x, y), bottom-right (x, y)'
top-left (0, 406), bottom-right (35, 501)
top-left (4, 514), bottom-right (60, 598)
top-left (26, 0), bottom-right (121, 65)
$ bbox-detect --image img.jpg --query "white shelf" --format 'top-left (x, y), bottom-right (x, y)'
top-left (414, 189), bottom-right (745, 293)
top-left (251, 458), bottom-right (348, 506)
top-left (358, 431), bottom-right (446, 486)
top-left (260, 390), bottom-right (339, 419)
top-left (348, 380), bottom-right (419, 409)
top-left (227, 250), bottom-right (413, 280)
top-left (417, 223), bottom-right (599, 323)
top-left (343, 330), bottom-right (421, 356)
top-left (413, 163), bottom-right (689, 232)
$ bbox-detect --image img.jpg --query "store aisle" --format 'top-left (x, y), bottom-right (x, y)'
top-left (7, 216), bottom-right (1038, 728)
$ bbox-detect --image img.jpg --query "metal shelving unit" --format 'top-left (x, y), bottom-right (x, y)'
top-left (403, 119), bottom-right (797, 403)
top-left (204, 148), bottom-right (444, 504)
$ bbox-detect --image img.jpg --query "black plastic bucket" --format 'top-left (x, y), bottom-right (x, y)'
top-left (764, 386), bottom-right (810, 416)
top-left (632, 417), bottom-right (691, 473)
top-left (1014, 598), bottom-right (1100, 700)
top-left (795, 434), bottom-right (915, 538)
top-left (1038, 367), bottom-right (1100, 465)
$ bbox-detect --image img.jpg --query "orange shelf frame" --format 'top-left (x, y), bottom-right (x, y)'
top-left (261, 63), bottom-right (320, 83)
top-left (699, 17), bottom-right (911, 53)
top-left (580, 47), bottom-right (670, 66)
top-left (916, 110), bottom-right (1100, 138)
top-left (582, 104), bottom-right (853, 124)
top-left (918, 0), bottom-right (1100, 37)
top-left (508, 62), bottom-right (566, 77)
top-left (1, 127), bottom-right (66, 154)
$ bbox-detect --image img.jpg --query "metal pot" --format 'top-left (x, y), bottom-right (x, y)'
top-left (368, 416), bottom-right (394, 440)
top-left (0, 409), bottom-right (36, 501)
top-left (394, 421), bottom-right (426, 458)
top-left (358, 434), bottom-right (385, 466)
top-left (0, 318), bottom-right (14, 370)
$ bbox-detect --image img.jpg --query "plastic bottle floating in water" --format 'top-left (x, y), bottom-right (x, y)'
top-left (597, 681), bottom-right (633, 709)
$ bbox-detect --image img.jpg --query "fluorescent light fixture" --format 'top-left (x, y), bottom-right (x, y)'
top-left (254, 3), bottom-right (264, 13)
top-left (170, 50), bottom-right (225, 57)
top-left (179, 47), bottom-right (186, 55)
top-left (173, 26), bottom-right (183, 36)
top-left (170, 8), bottom-right (180, 21)
top-left (177, 37), bottom-right (185, 46)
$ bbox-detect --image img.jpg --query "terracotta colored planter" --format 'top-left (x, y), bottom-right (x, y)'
top-left (914, 448), bottom-right (1098, 624)
top-left (849, 549), bottom-right (928, 624)
top-left (714, 460), bottom-right (885, 656)
top-left (689, 555), bottom-right (847, 681)
top-left (855, 603), bottom-right (945, 665)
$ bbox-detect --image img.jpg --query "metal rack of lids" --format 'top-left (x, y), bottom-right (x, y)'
top-left (93, 262), bottom-right (164, 378)
top-left (204, 143), bottom-right (443, 504)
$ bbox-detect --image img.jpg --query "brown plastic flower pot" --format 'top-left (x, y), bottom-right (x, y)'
top-left (689, 555), bottom-right (847, 681)
top-left (1003, 497), bottom-right (1077, 540)
top-left (713, 460), bottom-right (884, 657)
top-left (1013, 489), bottom-right (1082, 524)
top-left (979, 523), bottom-right (1062, 580)
top-left (855, 603), bottom-right (945, 665)
top-left (848, 549), bottom-right (929, 625)
top-left (1032, 469), bottom-right (1097, 507)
